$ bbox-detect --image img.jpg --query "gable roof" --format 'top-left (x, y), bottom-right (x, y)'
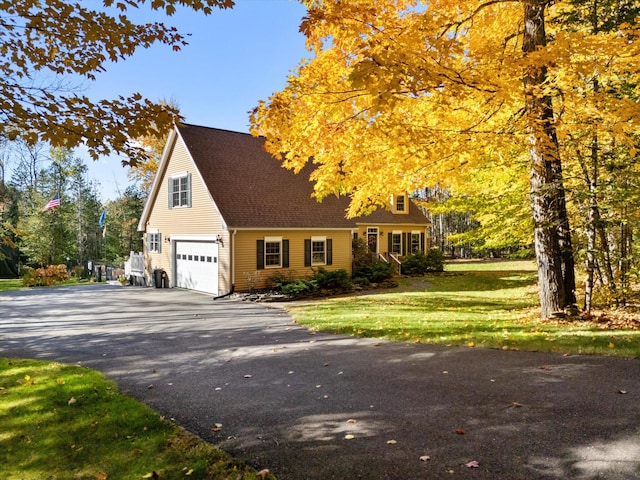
top-left (140, 123), bottom-right (430, 230)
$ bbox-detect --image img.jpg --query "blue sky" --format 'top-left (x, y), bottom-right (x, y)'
top-left (83, 0), bottom-right (309, 200)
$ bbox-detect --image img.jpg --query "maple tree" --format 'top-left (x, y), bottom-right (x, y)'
top-left (0, 0), bottom-right (233, 167)
top-left (251, 0), bottom-right (640, 318)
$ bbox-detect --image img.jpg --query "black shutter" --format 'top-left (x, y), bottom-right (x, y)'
top-left (283, 239), bottom-right (289, 268)
top-left (326, 239), bottom-right (332, 265)
top-left (304, 239), bottom-right (311, 267)
top-left (186, 173), bottom-right (192, 208)
top-left (420, 233), bottom-right (425, 253)
top-left (403, 233), bottom-right (408, 256)
top-left (388, 232), bottom-right (392, 253)
top-left (256, 240), bottom-right (264, 269)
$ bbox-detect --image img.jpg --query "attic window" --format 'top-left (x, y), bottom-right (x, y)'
top-left (395, 194), bottom-right (406, 213)
top-left (168, 172), bottom-right (191, 208)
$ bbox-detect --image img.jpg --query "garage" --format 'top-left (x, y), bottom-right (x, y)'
top-left (175, 241), bottom-right (219, 295)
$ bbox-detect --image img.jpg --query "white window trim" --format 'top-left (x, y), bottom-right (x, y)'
top-left (394, 194), bottom-right (407, 213)
top-left (410, 230), bottom-right (421, 253)
top-left (170, 172), bottom-right (190, 208)
top-left (264, 236), bottom-right (282, 269)
top-left (148, 231), bottom-right (161, 253)
top-left (311, 235), bottom-right (327, 266)
top-left (391, 230), bottom-right (403, 255)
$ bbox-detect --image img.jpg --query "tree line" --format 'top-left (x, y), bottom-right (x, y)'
top-left (0, 139), bottom-right (145, 277)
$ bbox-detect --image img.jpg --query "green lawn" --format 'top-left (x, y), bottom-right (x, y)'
top-left (0, 358), bottom-right (276, 480)
top-left (0, 277), bottom-right (98, 292)
top-left (0, 278), bottom-right (24, 292)
top-left (286, 260), bottom-right (640, 358)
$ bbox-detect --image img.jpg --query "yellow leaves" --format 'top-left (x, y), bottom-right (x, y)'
top-left (251, 0), bottom-right (640, 222)
top-left (0, 0), bottom-right (226, 161)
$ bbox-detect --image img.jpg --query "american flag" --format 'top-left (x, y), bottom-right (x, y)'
top-left (43, 194), bottom-right (61, 211)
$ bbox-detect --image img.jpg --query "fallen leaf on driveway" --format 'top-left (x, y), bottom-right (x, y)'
top-left (619, 390), bottom-right (628, 394)
top-left (456, 429), bottom-right (465, 435)
top-left (212, 423), bottom-right (223, 432)
top-left (387, 439), bottom-right (397, 445)
top-left (419, 455), bottom-right (431, 462)
top-left (344, 434), bottom-right (355, 440)
top-left (511, 402), bottom-right (523, 408)
top-left (465, 460), bottom-right (480, 468)
top-left (346, 419), bottom-right (357, 424)
top-left (257, 469), bottom-right (270, 478)
top-left (244, 375), bottom-right (252, 378)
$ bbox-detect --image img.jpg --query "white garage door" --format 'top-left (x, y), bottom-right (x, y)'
top-left (175, 241), bottom-right (219, 295)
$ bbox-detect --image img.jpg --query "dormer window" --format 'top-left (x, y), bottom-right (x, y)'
top-left (392, 193), bottom-right (407, 214)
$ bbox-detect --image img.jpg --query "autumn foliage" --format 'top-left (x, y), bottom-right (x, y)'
top-left (0, 0), bottom-right (233, 166)
top-left (22, 264), bottom-right (70, 287)
top-left (251, 0), bottom-right (640, 317)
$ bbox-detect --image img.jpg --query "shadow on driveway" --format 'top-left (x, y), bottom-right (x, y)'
top-left (2, 285), bottom-right (640, 479)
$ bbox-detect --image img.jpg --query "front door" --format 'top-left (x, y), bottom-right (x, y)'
top-left (367, 227), bottom-right (378, 254)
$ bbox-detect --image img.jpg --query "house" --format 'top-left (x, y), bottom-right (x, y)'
top-left (137, 123), bottom-right (431, 295)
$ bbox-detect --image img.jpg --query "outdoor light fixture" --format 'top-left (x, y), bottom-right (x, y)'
top-left (216, 234), bottom-right (224, 247)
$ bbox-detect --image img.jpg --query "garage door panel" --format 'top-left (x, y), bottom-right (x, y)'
top-left (175, 241), bottom-right (218, 295)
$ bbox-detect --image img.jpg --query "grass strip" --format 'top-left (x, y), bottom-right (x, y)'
top-left (0, 357), bottom-right (275, 480)
top-left (287, 261), bottom-right (640, 358)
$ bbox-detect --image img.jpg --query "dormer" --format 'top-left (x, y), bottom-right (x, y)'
top-left (391, 193), bottom-right (408, 214)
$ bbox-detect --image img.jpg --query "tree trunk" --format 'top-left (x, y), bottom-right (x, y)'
top-left (523, 1), bottom-right (577, 318)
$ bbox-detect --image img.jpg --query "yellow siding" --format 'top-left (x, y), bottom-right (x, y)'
top-left (142, 134), bottom-right (431, 294)
top-left (355, 224), bottom-right (430, 254)
top-left (143, 137), bottom-right (229, 290)
top-left (232, 230), bottom-right (353, 291)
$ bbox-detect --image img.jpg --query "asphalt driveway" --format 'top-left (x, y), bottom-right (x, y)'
top-left (2, 284), bottom-right (640, 479)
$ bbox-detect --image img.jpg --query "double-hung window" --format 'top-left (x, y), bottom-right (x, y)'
top-left (395, 194), bottom-right (406, 212)
top-left (391, 231), bottom-right (402, 255)
top-left (264, 237), bottom-right (282, 268)
top-left (148, 231), bottom-right (161, 253)
top-left (257, 237), bottom-right (289, 269)
top-left (411, 232), bottom-right (421, 254)
top-left (305, 237), bottom-right (333, 266)
top-left (311, 236), bottom-right (326, 265)
top-left (168, 172), bottom-right (191, 208)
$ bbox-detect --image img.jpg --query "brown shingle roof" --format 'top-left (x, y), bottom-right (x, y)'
top-left (177, 123), bottom-right (429, 229)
